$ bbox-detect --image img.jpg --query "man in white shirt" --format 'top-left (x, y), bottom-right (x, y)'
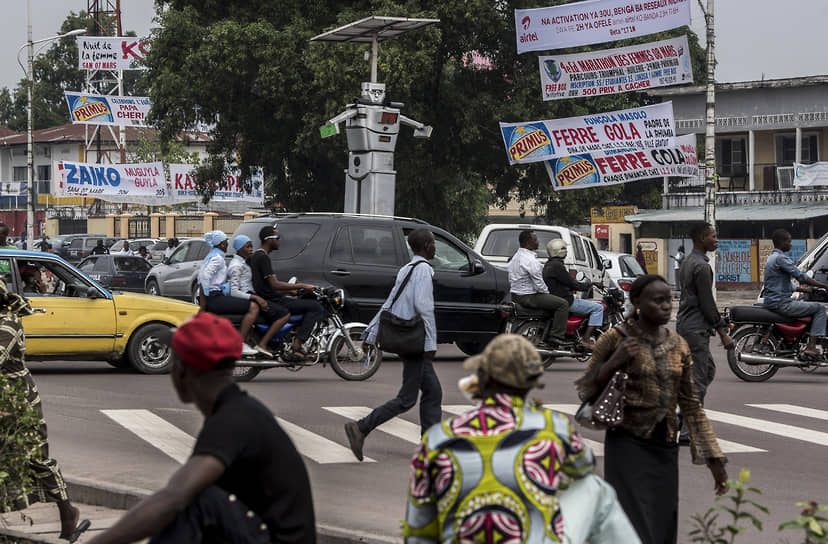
top-left (164, 238), bottom-right (179, 260)
top-left (508, 230), bottom-right (569, 345)
top-left (119, 241), bottom-right (134, 256)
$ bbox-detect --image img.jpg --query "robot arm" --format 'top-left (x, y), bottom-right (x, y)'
top-left (320, 107), bottom-right (359, 138)
top-left (399, 114), bottom-right (433, 138)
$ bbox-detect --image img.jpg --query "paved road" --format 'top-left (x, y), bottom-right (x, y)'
top-left (28, 330), bottom-right (828, 544)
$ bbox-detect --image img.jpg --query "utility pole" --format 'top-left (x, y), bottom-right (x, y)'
top-left (699, 0), bottom-right (717, 296)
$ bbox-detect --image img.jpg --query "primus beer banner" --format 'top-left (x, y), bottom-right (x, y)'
top-left (65, 92), bottom-right (150, 127)
top-left (168, 164), bottom-right (264, 203)
top-left (500, 102), bottom-right (676, 165)
top-left (516, 0), bottom-right (691, 53)
top-left (76, 36), bottom-right (150, 71)
top-left (57, 161), bottom-right (166, 198)
top-left (543, 133), bottom-right (698, 190)
top-left (539, 35), bottom-right (693, 100)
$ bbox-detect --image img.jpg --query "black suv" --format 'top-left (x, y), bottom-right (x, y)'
top-left (54, 234), bottom-right (123, 264)
top-left (231, 213), bottom-right (510, 354)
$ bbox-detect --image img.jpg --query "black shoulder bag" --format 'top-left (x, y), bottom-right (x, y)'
top-left (377, 261), bottom-right (428, 355)
top-left (575, 325), bottom-right (630, 430)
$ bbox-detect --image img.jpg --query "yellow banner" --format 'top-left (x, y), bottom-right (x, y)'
top-left (590, 206), bottom-right (636, 223)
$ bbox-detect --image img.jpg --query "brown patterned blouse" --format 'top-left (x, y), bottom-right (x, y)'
top-left (575, 318), bottom-right (726, 465)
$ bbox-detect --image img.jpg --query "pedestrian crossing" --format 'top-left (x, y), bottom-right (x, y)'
top-left (100, 402), bottom-right (828, 466)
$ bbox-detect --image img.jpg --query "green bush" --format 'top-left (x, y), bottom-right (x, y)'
top-left (0, 372), bottom-right (41, 512)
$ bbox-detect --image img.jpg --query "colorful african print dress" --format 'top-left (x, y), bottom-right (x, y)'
top-left (404, 394), bottom-right (594, 543)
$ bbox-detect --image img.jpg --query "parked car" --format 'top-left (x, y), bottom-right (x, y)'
top-left (2, 249), bottom-right (197, 373)
top-left (53, 234), bottom-right (122, 263)
top-left (109, 238), bottom-right (160, 255)
top-left (231, 213), bottom-right (510, 355)
top-left (473, 224), bottom-right (606, 287)
top-left (598, 250), bottom-right (645, 312)
top-left (144, 238), bottom-right (210, 303)
top-left (76, 254), bottom-right (153, 293)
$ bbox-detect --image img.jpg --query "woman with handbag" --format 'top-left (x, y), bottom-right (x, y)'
top-left (344, 229), bottom-right (442, 462)
top-left (575, 274), bottom-right (728, 544)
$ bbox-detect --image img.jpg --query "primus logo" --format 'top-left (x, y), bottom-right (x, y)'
top-left (555, 156), bottom-right (599, 187)
top-left (508, 125), bottom-right (553, 162)
top-left (71, 98), bottom-right (112, 123)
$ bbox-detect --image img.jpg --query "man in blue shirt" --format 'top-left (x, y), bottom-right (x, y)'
top-left (763, 229), bottom-right (828, 360)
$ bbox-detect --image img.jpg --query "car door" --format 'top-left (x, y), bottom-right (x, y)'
top-left (16, 256), bottom-right (117, 356)
top-left (163, 241), bottom-right (205, 297)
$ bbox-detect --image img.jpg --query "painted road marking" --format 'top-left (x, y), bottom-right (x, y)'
top-left (102, 409), bottom-right (194, 463)
top-left (747, 404), bottom-right (828, 421)
top-left (275, 417), bottom-right (376, 464)
top-left (323, 406), bottom-right (423, 444)
top-left (705, 409), bottom-right (828, 447)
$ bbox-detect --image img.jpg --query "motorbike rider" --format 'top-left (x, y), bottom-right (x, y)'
top-left (762, 228), bottom-right (828, 360)
top-left (508, 230), bottom-right (569, 346)
top-left (543, 239), bottom-right (604, 350)
top-left (198, 230), bottom-right (260, 357)
top-left (228, 234), bottom-right (291, 358)
top-left (250, 226), bottom-right (323, 362)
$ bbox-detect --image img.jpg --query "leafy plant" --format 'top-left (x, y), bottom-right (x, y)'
top-left (779, 501), bottom-right (828, 544)
top-left (0, 372), bottom-right (41, 512)
top-left (688, 468), bottom-right (769, 544)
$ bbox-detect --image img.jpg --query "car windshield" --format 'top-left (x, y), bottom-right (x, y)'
top-left (619, 255), bottom-right (645, 277)
top-left (480, 229), bottom-right (561, 258)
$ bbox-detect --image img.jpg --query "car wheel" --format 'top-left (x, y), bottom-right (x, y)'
top-left (455, 341), bottom-right (486, 356)
top-left (146, 279), bottom-right (160, 296)
top-left (191, 283), bottom-right (201, 305)
top-left (128, 323), bottom-right (174, 374)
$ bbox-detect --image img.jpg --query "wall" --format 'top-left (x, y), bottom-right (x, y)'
top-left (87, 216), bottom-right (108, 235)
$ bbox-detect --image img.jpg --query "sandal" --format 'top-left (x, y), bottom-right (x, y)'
top-left (285, 347), bottom-right (313, 361)
top-left (68, 519), bottom-right (91, 543)
top-left (799, 350), bottom-right (823, 362)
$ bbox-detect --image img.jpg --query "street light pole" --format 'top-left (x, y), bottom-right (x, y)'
top-left (702, 0), bottom-right (716, 230)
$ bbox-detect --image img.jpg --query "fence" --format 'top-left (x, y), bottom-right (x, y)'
top-left (214, 215), bottom-right (244, 237)
top-left (175, 216), bottom-right (204, 238)
top-left (128, 216), bottom-right (149, 238)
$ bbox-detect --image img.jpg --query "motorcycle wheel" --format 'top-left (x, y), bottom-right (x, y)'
top-left (574, 330), bottom-right (602, 362)
top-left (329, 326), bottom-right (382, 381)
top-left (728, 326), bottom-right (779, 382)
top-left (513, 320), bottom-right (556, 368)
top-left (232, 365), bottom-right (261, 383)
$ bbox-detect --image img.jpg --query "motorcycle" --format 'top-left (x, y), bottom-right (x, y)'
top-left (726, 291), bottom-right (828, 382)
top-left (503, 279), bottom-right (626, 368)
top-left (223, 286), bottom-right (382, 382)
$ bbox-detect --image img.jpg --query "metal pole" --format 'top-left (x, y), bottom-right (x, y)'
top-left (26, 0), bottom-right (35, 249)
top-left (370, 33), bottom-right (378, 83)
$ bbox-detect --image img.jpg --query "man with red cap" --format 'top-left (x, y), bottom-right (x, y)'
top-left (89, 313), bottom-right (316, 544)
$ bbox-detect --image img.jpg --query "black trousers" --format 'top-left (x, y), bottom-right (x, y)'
top-left (268, 298), bottom-right (324, 342)
top-left (150, 486), bottom-right (270, 544)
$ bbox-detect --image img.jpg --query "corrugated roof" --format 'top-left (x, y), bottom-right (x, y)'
top-left (648, 75), bottom-right (828, 97)
top-left (0, 124), bottom-right (210, 146)
top-left (625, 203), bottom-right (828, 223)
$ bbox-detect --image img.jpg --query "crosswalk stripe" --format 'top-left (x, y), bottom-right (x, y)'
top-left (275, 417), bottom-right (376, 464)
top-left (322, 406), bottom-right (423, 444)
top-left (441, 404), bottom-right (605, 456)
top-left (747, 404), bottom-right (828, 421)
top-left (102, 409), bottom-right (194, 464)
top-left (705, 409), bottom-right (828, 447)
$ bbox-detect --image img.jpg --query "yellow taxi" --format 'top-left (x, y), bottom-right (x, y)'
top-left (2, 249), bottom-right (198, 373)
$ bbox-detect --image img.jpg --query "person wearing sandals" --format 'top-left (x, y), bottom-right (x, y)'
top-left (344, 229), bottom-right (441, 461)
top-left (762, 228), bottom-right (828, 361)
top-left (576, 275), bottom-right (729, 544)
top-left (0, 278), bottom-right (90, 542)
top-left (249, 226), bottom-right (322, 362)
top-left (676, 223), bottom-right (734, 443)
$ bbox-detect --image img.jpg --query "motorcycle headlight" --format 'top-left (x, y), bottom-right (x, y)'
top-left (333, 289), bottom-right (345, 309)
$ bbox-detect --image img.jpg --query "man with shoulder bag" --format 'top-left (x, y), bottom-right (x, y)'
top-left (344, 229), bottom-right (442, 462)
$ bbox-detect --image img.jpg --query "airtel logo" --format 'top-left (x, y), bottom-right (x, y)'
top-left (521, 16), bottom-right (531, 30)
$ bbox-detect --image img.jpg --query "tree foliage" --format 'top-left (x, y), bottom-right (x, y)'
top-left (146, 0), bottom-right (706, 236)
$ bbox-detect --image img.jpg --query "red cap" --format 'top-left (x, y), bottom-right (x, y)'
top-left (172, 312), bottom-right (242, 371)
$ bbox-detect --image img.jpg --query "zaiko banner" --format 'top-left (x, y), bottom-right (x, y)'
top-left (169, 164), bottom-right (264, 203)
top-left (65, 92), bottom-right (151, 127)
top-left (794, 162), bottom-right (828, 186)
top-left (57, 161), bottom-right (166, 198)
top-left (515, 0), bottom-right (692, 54)
top-left (500, 102), bottom-right (676, 165)
top-left (76, 36), bottom-right (150, 71)
top-left (543, 134), bottom-right (698, 190)
top-left (539, 35), bottom-right (693, 100)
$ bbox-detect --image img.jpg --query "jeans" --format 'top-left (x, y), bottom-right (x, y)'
top-left (766, 299), bottom-right (828, 337)
top-left (278, 298), bottom-right (324, 341)
top-left (570, 298), bottom-right (604, 327)
top-left (512, 292), bottom-right (569, 339)
top-left (150, 486), bottom-right (270, 544)
top-left (560, 474), bottom-right (641, 544)
top-left (358, 355), bottom-right (442, 436)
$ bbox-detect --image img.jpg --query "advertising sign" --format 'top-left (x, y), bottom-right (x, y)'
top-left (794, 162), bottom-right (828, 187)
top-left (716, 239), bottom-right (755, 283)
top-left (539, 35), bottom-right (693, 100)
top-left (595, 224), bottom-right (609, 238)
top-left (169, 164), bottom-right (264, 203)
top-left (500, 102), bottom-right (675, 165)
top-left (57, 161), bottom-right (166, 198)
top-left (543, 133), bottom-right (697, 190)
top-left (77, 36), bottom-right (150, 71)
top-left (591, 206), bottom-right (637, 223)
top-left (65, 92), bottom-right (151, 127)
top-left (515, 0), bottom-right (692, 53)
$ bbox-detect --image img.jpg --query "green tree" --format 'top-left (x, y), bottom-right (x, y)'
top-left (146, 0), bottom-right (706, 236)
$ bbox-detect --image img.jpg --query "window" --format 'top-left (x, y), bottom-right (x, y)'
top-left (0, 258), bottom-right (13, 289)
top-left (270, 223), bottom-right (320, 261)
top-left (12, 167), bottom-right (26, 182)
top-left (115, 257), bottom-right (151, 273)
top-left (717, 137), bottom-right (747, 176)
top-left (330, 228), bottom-right (353, 263)
top-left (570, 234), bottom-right (587, 262)
top-left (77, 259), bottom-right (97, 274)
top-left (620, 255), bottom-right (644, 277)
top-left (36, 165), bottom-right (50, 182)
top-left (348, 226), bottom-right (397, 266)
top-left (69, 238), bottom-right (84, 249)
top-left (431, 234), bottom-right (470, 272)
top-left (588, 241), bottom-right (603, 271)
top-left (18, 259), bottom-right (95, 297)
top-left (775, 133), bottom-right (820, 165)
top-left (480, 229), bottom-right (561, 258)
top-left (168, 245), bottom-right (190, 265)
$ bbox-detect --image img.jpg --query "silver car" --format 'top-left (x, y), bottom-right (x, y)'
top-left (144, 239), bottom-right (210, 303)
top-left (598, 250), bottom-right (645, 313)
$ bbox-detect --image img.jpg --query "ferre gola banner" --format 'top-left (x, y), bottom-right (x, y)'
top-left (543, 133), bottom-right (698, 190)
top-left (76, 36), bottom-right (150, 71)
top-left (65, 92), bottom-right (150, 127)
top-left (168, 164), bottom-right (264, 203)
top-left (515, 0), bottom-right (692, 53)
top-left (57, 161), bottom-right (166, 198)
top-left (500, 101), bottom-right (676, 165)
top-left (539, 35), bottom-right (693, 100)
top-left (794, 162), bottom-right (828, 187)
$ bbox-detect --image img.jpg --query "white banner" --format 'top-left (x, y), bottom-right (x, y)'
top-left (500, 102), bottom-right (676, 165)
top-left (794, 162), bottom-right (828, 187)
top-left (544, 134), bottom-right (698, 190)
top-left (516, 0), bottom-right (692, 53)
top-left (57, 162), bottom-right (167, 198)
top-left (76, 36), bottom-right (150, 71)
top-left (65, 92), bottom-right (151, 127)
top-left (169, 164), bottom-right (264, 203)
top-left (540, 35), bottom-right (692, 100)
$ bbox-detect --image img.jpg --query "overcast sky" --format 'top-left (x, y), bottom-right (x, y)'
top-left (1, 1), bottom-right (826, 96)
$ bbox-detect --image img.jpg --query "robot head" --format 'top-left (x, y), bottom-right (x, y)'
top-left (546, 239), bottom-right (568, 259)
top-left (361, 82), bottom-right (386, 104)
